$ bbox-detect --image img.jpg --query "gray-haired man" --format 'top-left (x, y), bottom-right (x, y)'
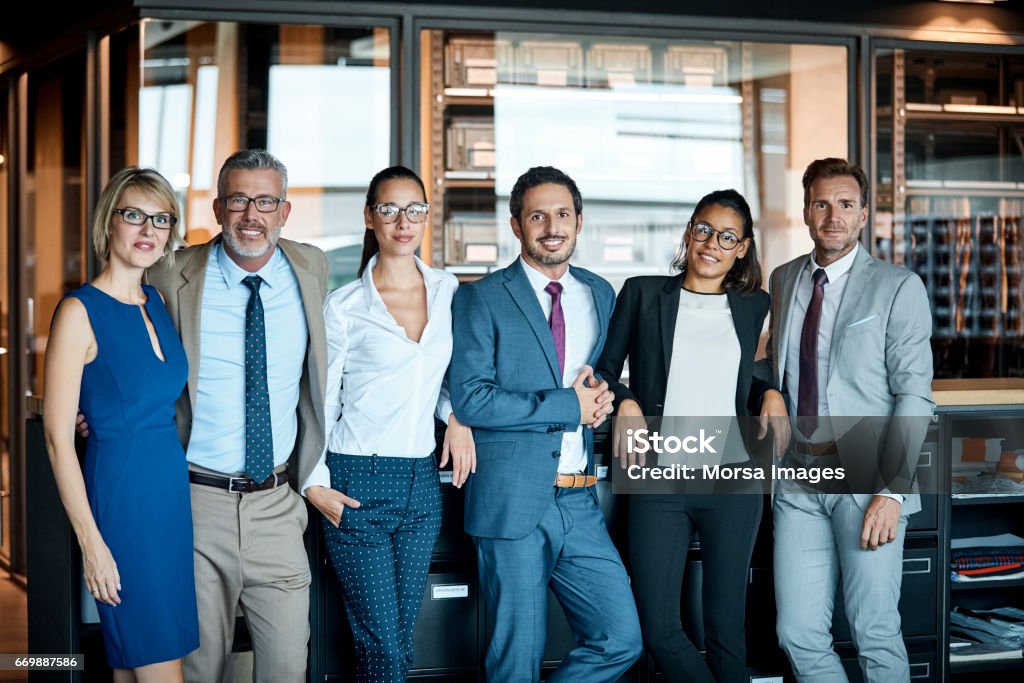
top-left (148, 149), bottom-right (328, 682)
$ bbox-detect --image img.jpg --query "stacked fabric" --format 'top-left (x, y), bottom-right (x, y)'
top-left (949, 607), bottom-right (1024, 662)
top-left (950, 533), bottom-right (1024, 583)
top-left (952, 546), bottom-right (1024, 578)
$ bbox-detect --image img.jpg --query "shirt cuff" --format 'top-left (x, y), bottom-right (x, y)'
top-left (878, 492), bottom-right (904, 505)
top-left (301, 456), bottom-right (330, 496)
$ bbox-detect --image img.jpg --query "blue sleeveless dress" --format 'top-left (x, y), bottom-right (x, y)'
top-left (69, 283), bottom-right (199, 668)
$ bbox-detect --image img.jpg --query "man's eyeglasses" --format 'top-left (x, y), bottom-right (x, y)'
top-left (689, 221), bottom-right (745, 251)
top-left (219, 195), bottom-right (285, 213)
top-left (113, 207), bottom-right (178, 229)
top-left (371, 202), bottom-right (430, 224)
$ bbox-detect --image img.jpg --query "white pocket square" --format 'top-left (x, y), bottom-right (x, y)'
top-left (848, 314), bottom-right (878, 328)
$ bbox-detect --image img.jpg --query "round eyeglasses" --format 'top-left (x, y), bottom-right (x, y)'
top-left (113, 207), bottom-right (178, 229)
top-left (689, 221), bottom-right (744, 250)
top-left (219, 195), bottom-right (285, 213)
top-left (371, 202), bottom-right (430, 224)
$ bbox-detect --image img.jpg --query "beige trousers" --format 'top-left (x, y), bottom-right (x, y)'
top-left (183, 471), bottom-right (311, 683)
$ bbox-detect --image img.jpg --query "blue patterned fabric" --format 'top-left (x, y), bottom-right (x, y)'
top-left (243, 275), bottom-right (274, 483)
top-left (322, 453), bottom-right (442, 683)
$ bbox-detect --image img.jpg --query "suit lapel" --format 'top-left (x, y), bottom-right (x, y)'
top-left (660, 275), bottom-right (683, 378)
top-left (774, 258), bottom-right (805, 387)
top-left (727, 288), bottom-right (754, 413)
top-left (503, 263), bottom-right (563, 385)
top-left (279, 238), bottom-right (326, 416)
top-left (176, 241), bottom-right (214, 412)
top-left (571, 265), bottom-right (610, 367)
top-left (828, 247), bottom-right (877, 379)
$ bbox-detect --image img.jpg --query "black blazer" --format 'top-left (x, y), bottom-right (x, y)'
top-left (596, 274), bottom-right (771, 419)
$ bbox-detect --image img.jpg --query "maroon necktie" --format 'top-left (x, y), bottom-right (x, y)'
top-left (797, 268), bottom-right (828, 437)
top-left (545, 281), bottom-right (566, 377)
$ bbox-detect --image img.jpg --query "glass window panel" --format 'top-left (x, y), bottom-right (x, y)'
top-left (23, 51), bottom-right (88, 399)
top-left (140, 21), bottom-right (393, 288)
top-left (875, 48), bottom-right (1024, 378)
top-left (0, 87), bottom-right (9, 561)
top-left (423, 31), bottom-right (848, 294)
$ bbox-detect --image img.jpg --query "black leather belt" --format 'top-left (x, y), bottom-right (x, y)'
top-left (189, 471), bottom-right (289, 494)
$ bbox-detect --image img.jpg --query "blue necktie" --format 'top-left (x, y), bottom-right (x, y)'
top-left (242, 275), bottom-right (274, 484)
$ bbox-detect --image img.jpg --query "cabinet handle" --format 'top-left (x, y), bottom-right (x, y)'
top-left (917, 451), bottom-right (932, 469)
top-left (903, 557), bottom-right (931, 575)
top-left (910, 662), bottom-right (930, 679)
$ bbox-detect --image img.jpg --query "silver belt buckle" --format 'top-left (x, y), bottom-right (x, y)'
top-left (228, 476), bottom-right (251, 493)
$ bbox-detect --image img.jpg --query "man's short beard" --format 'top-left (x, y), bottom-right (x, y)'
top-left (523, 236), bottom-right (576, 266)
top-left (222, 224), bottom-right (281, 258)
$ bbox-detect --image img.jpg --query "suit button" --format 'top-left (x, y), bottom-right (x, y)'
top-left (551, 451), bottom-right (560, 459)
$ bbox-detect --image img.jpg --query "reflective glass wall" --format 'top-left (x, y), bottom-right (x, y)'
top-left (140, 21), bottom-right (394, 289)
top-left (1, 87), bottom-right (9, 563)
top-left (421, 31), bottom-right (849, 292)
top-left (876, 48), bottom-right (1024, 378)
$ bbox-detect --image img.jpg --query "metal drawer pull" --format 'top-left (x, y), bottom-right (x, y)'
top-left (917, 450), bottom-right (932, 468)
top-left (903, 557), bottom-right (931, 575)
top-left (910, 662), bottom-right (930, 679)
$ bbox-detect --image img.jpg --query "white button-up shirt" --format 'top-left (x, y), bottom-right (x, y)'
top-left (520, 258), bottom-right (598, 474)
top-left (302, 255), bottom-right (458, 493)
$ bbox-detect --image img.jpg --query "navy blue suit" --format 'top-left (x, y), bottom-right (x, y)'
top-left (451, 259), bottom-right (642, 682)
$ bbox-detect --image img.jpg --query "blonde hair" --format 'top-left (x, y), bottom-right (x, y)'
top-left (92, 167), bottom-right (184, 265)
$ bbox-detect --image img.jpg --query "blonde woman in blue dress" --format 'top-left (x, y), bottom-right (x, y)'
top-left (44, 167), bottom-right (196, 682)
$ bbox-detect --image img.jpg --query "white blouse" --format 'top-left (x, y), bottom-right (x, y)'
top-left (662, 288), bottom-right (740, 418)
top-left (301, 254), bottom-right (458, 493)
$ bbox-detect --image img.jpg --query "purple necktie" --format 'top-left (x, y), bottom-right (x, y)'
top-left (797, 268), bottom-right (829, 438)
top-left (545, 281), bottom-right (565, 377)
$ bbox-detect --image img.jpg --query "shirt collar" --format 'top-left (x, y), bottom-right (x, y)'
top-left (215, 241), bottom-right (284, 290)
top-left (808, 242), bottom-right (859, 283)
top-left (361, 253), bottom-right (443, 312)
top-left (519, 256), bottom-right (574, 295)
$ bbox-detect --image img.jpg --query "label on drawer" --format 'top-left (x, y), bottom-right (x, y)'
top-left (432, 584), bottom-right (470, 600)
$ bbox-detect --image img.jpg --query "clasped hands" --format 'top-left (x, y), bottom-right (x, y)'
top-left (573, 365), bottom-right (614, 429)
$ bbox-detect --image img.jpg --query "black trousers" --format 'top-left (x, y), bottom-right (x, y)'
top-left (629, 492), bottom-right (762, 683)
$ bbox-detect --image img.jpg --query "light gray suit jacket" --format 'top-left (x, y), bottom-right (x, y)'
top-left (147, 236), bottom-right (329, 491)
top-left (758, 246), bottom-right (935, 515)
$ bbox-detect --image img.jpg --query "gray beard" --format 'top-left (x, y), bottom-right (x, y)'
top-left (222, 225), bottom-right (281, 258)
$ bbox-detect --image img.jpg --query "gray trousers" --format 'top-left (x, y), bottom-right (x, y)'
top-left (184, 467), bottom-right (311, 683)
top-left (773, 490), bottom-right (909, 683)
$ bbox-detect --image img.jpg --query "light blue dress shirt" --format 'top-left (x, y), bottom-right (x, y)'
top-left (187, 243), bottom-right (308, 474)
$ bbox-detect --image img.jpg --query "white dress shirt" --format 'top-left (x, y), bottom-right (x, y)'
top-left (520, 258), bottom-right (598, 474)
top-left (188, 243), bottom-right (308, 474)
top-left (302, 255), bottom-right (457, 494)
